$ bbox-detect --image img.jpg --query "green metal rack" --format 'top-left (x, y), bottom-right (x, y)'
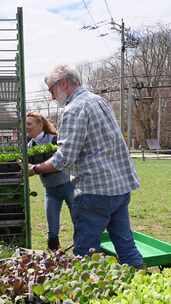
top-left (0, 7), bottom-right (31, 248)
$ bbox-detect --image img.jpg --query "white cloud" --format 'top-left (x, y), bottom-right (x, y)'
top-left (20, 1), bottom-right (116, 93)
top-left (3, 0), bottom-right (171, 95)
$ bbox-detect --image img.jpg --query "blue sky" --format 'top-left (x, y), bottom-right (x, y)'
top-left (47, 2), bottom-right (86, 22)
top-left (2, 0), bottom-right (171, 94)
top-left (47, 0), bottom-right (96, 24)
top-left (48, 1), bottom-right (90, 15)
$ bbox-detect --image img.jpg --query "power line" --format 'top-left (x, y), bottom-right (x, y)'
top-left (103, 0), bottom-right (113, 20)
top-left (80, 0), bottom-right (112, 50)
top-left (81, 0), bottom-right (98, 28)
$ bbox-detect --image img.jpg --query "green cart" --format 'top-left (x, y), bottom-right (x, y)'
top-left (100, 231), bottom-right (171, 268)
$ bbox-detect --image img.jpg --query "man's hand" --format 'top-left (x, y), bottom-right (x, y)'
top-left (28, 161), bottom-right (57, 176)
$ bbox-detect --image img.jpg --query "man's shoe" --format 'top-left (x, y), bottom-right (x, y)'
top-left (48, 237), bottom-right (60, 251)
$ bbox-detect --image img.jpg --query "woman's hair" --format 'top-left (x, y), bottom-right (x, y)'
top-left (26, 112), bottom-right (57, 135)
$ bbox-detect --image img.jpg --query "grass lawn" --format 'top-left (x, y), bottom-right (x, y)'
top-left (30, 159), bottom-right (171, 251)
top-left (130, 159), bottom-right (171, 243)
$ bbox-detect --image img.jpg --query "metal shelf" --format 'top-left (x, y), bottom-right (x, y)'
top-left (0, 8), bottom-right (31, 248)
top-left (0, 178), bottom-right (22, 185)
top-left (0, 219), bottom-right (25, 227)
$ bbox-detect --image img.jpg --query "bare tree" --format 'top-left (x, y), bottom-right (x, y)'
top-left (76, 57), bottom-right (121, 120)
top-left (77, 25), bottom-right (171, 148)
top-left (126, 25), bottom-right (171, 147)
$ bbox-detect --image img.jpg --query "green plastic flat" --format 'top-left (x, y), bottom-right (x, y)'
top-left (100, 231), bottom-right (171, 267)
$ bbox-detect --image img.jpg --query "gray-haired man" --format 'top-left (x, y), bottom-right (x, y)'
top-left (29, 65), bottom-right (143, 268)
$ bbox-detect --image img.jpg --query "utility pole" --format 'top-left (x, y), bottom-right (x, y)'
top-left (110, 18), bottom-right (126, 133)
top-left (168, 31), bottom-right (171, 83)
top-left (157, 96), bottom-right (167, 147)
top-left (81, 16), bottom-right (139, 135)
top-left (120, 19), bottom-right (125, 133)
top-left (157, 96), bottom-right (161, 146)
top-left (111, 19), bottom-right (139, 134)
top-left (127, 85), bottom-right (134, 151)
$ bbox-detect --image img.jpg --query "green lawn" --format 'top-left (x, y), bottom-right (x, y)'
top-left (30, 159), bottom-right (171, 251)
top-left (130, 159), bottom-right (171, 243)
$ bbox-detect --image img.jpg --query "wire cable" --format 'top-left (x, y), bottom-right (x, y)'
top-left (81, 0), bottom-right (97, 28)
top-left (80, 0), bottom-right (113, 51)
top-left (104, 0), bottom-right (113, 20)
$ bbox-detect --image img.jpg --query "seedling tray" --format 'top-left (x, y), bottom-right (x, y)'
top-left (100, 231), bottom-right (171, 267)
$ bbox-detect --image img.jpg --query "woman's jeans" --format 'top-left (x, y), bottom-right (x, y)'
top-left (72, 192), bottom-right (143, 268)
top-left (45, 182), bottom-right (74, 239)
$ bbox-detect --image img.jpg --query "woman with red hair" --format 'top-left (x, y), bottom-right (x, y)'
top-left (26, 112), bottom-right (74, 250)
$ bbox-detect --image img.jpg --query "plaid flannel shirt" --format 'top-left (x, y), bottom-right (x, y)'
top-left (51, 87), bottom-right (140, 195)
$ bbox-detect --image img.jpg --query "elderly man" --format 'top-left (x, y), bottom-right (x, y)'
top-left (29, 65), bottom-right (143, 268)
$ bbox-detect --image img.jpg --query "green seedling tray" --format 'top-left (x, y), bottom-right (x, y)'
top-left (100, 231), bottom-right (171, 267)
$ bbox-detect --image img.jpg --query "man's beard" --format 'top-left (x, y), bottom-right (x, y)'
top-left (56, 89), bottom-right (67, 107)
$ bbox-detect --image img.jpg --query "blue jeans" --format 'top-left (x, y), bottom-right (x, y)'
top-left (45, 182), bottom-right (74, 239)
top-left (72, 192), bottom-right (143, 267)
